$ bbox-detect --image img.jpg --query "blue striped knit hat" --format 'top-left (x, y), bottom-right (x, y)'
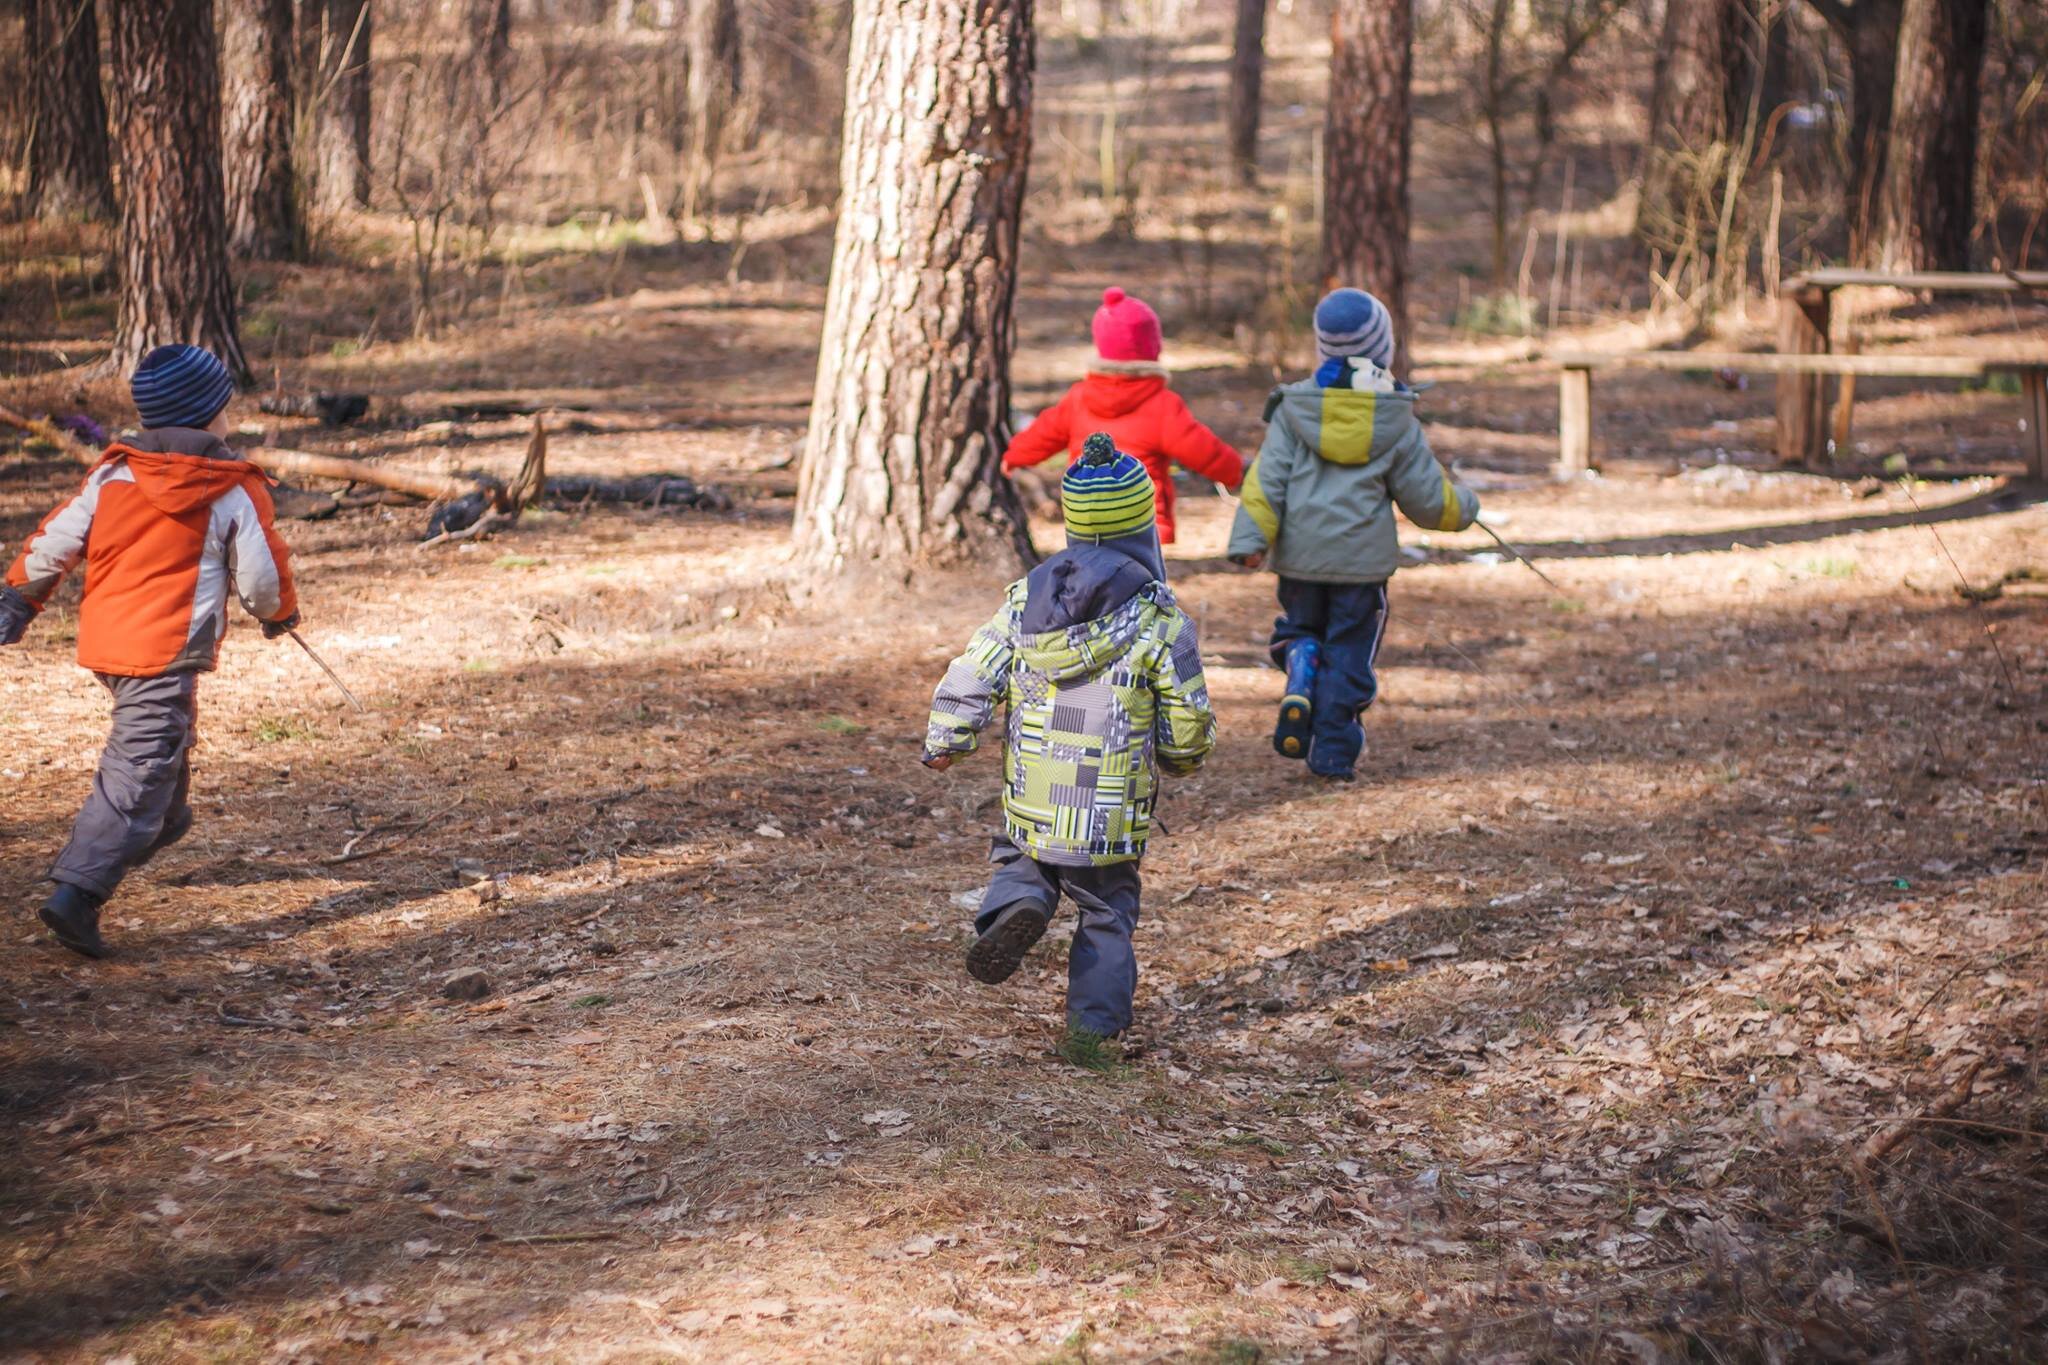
top-left (1063, 433), bottom-right (1155, 541)
top-left (1313, 287), bottom-right (1395, 369)
top-left (130, 344), bottom-right (236, 431)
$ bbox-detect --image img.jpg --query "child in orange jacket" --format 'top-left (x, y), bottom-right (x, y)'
top-left (1, 345), bottom-right (300, 959)
top-left (1003, 287), bottom-right (1244, 545)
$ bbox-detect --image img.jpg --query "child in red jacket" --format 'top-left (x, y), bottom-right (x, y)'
top-left (1, 345), bottom-right (299, 959)
top-left (1003, 287), bottom-right (1245, 545)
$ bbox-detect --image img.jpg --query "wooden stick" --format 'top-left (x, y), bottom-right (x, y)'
top-left (1857, 1056), bottom-right (1988, 1171)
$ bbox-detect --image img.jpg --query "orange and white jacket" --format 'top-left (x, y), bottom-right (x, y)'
top-left (5, 428), bottom-right (298, 677)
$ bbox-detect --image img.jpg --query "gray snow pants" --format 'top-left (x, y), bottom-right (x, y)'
top-left (977, 835), bottom-right (1143, 1037)
top-left (50, 673), bottom-right (196, 900)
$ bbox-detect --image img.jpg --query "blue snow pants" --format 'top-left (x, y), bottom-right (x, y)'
top-left (976, 834), bottom-right (1143, 1037)
top-left (1269, 577), bottom-right (1390, 777)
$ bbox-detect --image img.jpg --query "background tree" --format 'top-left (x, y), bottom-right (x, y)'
top-left (107, 0), bottom-right (248, 379)
top-left (222, 0), bottom-right (299, 258)
top-left (1226, 0), bottom-right (1266, 186)
top-left (1634, 0), bottom-right (1747, 257)
top-left (308, 0), bottom-right (373, 210)
top-left (470, 0), bottom-right (513, 114)
top-left (1321, 0), bottom-right (1412, 373)
top-left (1805, 0), bottom-right (1903, 262)
top-left (795, 0), bottom-right (1036, 576)
top-left (682, 0), bottom-right (743, 229)
top-left (26, 0), bottom-right (114, 220)
top-left (1877, 0), bottom-right (1989, 271)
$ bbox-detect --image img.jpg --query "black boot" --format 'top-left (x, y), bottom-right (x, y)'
top-left (965, 899), bottom-right (1053, 985)
top-left (128, 806), bottom-right (193, 871)
top-left (39, 883), bottom-right (108, 960)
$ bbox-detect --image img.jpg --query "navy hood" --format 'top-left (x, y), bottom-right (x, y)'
top-left (1020, 542), bottom-right (1157, 635)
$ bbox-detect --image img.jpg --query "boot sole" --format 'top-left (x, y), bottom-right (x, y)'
top-left (966, 902), bottom-right (1052, 985)
top-left (38, 906), bottom-right (108, 960)
top-left (1273, 695), bottom-right (1312, 759)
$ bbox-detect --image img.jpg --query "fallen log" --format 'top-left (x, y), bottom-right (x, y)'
top-left (1, 401), bottom-right (477, 503)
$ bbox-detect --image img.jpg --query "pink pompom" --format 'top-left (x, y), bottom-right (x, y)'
top-left (1103, 287), bottom-right (1125, 306)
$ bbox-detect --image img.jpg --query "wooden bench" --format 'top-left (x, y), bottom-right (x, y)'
top-left (1552, 348), bottom-right (2048, 480)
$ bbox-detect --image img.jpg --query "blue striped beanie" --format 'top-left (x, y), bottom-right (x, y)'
top-left (131, 344), bottom-right (236, 431)
top-left (1313, 288), bottom-right (1395, 369)
top-left (1063, 433), bottom-right (1155, 541)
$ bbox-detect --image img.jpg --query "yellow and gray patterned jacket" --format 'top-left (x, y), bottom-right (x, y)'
top-left (1228, 378), bottom-right (1479, 583)
top-left (924, 553), bottom-right (1215, 866)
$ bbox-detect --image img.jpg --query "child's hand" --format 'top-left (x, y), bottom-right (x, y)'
top-left (261, 610), bottom-right (300, 640)
top-left (0, 586), bottom-right (34, 645)
top-left (1232, 550), bottom-right (1266, 571)
top-left (923, 754), bottom-right (954, 772)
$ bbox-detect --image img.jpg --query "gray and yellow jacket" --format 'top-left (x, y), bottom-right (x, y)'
top-left (924, 544), bottom-right (1216, 867)
top-left (1227, 378), bottom-right (1479, 583)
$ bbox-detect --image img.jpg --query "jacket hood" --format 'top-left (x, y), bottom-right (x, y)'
top-left (1077, 370), bottom-right (1168, 419)
top-left (1017, 575), bottom-right (1172, 684)
top-left (102, 429), bottom-right (256, 516)
top-left (1021, 541), bottom-right (1157, 635)
top-left (1269, 377), bottom-right (1420, 467)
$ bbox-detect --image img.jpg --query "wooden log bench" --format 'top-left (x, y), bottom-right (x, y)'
top-left (1551, 348), bottom-right (2048, 481)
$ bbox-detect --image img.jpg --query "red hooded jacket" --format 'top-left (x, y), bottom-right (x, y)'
top-left (1003, 370), bottom-right (1245, 545)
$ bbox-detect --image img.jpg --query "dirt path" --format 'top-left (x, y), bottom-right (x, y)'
top-left (3, 392), bottom-right (2044, 1358)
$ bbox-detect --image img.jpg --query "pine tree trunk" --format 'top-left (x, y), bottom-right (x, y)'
top-left (1635, 0), bottom-right (1744, 253)
top-left (26, 0), bottom-right (114, 220)
top-left (222, 0), bottom-right (299, 258)
top-left (1321, 0), bottom-right (1411, 375)
top-left (1226, 0), bottom-right (1266, 186)
top-left (682, 0), bottom-right (742, 225)
top-left (107, 0), bottom-right (248, 381)
top-left (1809, 0), bottom-right (1904, 264)
top-left (310, 0), bottom-right (372, 210)
top-left (794, 0), bottom-right (1035, 578)
top-left (1877, 0), bottom-right (1989, 270)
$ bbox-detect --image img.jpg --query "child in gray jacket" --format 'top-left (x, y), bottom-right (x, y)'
top-left (1227, 288), bottom-right (1479, 781)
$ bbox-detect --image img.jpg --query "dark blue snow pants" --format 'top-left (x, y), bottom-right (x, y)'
top-left (1269, 577), bottom-right (1389, 777)
top-left (976, 835), bottom-right (1143, 1037)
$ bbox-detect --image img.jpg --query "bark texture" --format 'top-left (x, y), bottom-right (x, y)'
top-left (794, 0), bottom-right (1036, 577)
top-left (1321, 0), bottom-right (1411, 374)
top-left (309, 0), bottom-right (372, 210)
top-left (222, 0), bottom-right (299, 258)
top-left (1227, 0), bottom-right (1266, 185)
top-left (27, 0), bottom-right (114, 220)
top-left (1634, 0), bottom-right (1746, 252)
top-left (1809, 0), bottom-right (1904, 262)
top-left (1877, 0), bottom-right (1989, 270)
top-left (108, 0), bottom-right (248, 380)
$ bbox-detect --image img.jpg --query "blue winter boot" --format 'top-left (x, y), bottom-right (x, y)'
top-left (1273, 640), bottom-right (1319, 759)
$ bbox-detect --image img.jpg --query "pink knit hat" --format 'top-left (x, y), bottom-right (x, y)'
top-left (1091, 287), bottom-right (1162, 363)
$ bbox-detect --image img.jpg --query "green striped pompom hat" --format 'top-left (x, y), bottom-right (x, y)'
top-left (1063, 433), bottom-right (1156, 542)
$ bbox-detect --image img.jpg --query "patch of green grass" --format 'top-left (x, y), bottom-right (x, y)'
top-left (1280, 1254), bottom-right (1329, 1284)
top-left (242, 311), bottom-right (281, 340)
top-left (1548, 596), bottom-right (1585, 614)
top-left (1966, 371), bottom-right (2023, 396)
top-left (1056, 1026), bottom-right (1125, 1076)
top-left (818, 714), bottom-right (866, 736)
top-left (1194, 1340), bottom-right (1266, 1365)
top-left (494, 554), bottom-right (547, 569)
top-left (1793, 555), bottom-right (1858, 579)
top-left (571, 993), bottom-right (610, 1009)
top-left (327, 338), bottom-right (362, 359)
top-left (253, 715), bottom-right (319, 743)
top-left (462, 657), bottom-right (500, 673)
top-left (1454, 291), bottom-right (1538, 336)
top-left (1223, 1131), bottom-right (1290, 1157)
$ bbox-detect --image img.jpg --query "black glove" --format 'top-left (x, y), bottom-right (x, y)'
top-left (261, 609), bottom-right (300, 641)
top-left (0, 585), bottom-right (35, 646)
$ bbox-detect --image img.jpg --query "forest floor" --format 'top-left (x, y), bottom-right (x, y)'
top-left (5, 17), bottom-right (2048, 1364)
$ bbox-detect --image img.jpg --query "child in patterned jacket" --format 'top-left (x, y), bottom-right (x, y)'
top-left (924, 435), bottom-right (1215, 1064)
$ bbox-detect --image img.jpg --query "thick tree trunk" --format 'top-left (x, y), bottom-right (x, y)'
top-left (222, 0), bottom-right (299, 258)
top-left (1635, 0), bottom-right (1745, 252)
top-left (794, 0), bottom-right (1035, 577)
top-left (26, 0), bottom-right (114, 220)
top-left (107, 0), bottom-right (248, 381)
top-left (1809, 0), bottom-right (1904, 263)
top-left (309, 0), bottom-right (372, 210)
top-left (1321, 0), bottom-right (1411, 375)
top-left (1226, 0), bottom-right (1266, 185)
top-left (1877, 0), bottom-right (1989, 270)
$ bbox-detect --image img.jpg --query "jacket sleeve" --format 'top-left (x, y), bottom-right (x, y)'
top-left (1149, 608), bottom-right (1216, 777)
top-left (1001, 390), bottom-right (1075, 472)
top-left (1225, 412), bottom-right (1295, 560)
top-left (1158, 393), bottom-right (1245, 489)
top-left (1387, 426), bottom-right (1480, 533)
top-left (223, 480), bottom-right (299, 623)
top-left (923, 593), bottom-right (1019, 759)
top-left (4, 471), bottom-right (103, 609)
